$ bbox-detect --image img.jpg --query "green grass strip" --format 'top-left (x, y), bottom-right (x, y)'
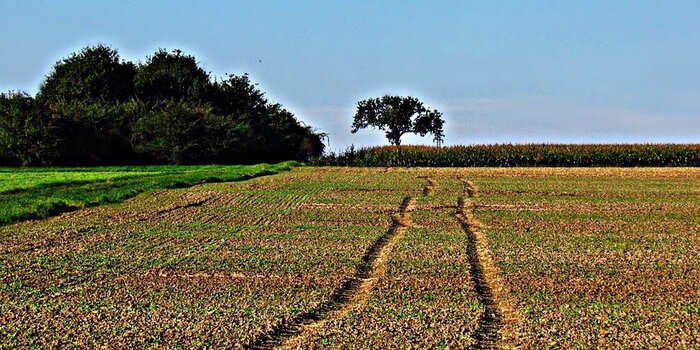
top-left (0, 161), bottom-right (298, 227)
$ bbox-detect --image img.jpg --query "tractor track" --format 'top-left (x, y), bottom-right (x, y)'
top-left (456, 186), bottom-right (518, 350)
top-left (244, 196), bottom-right (416, 350)
top-left (422, 178), bottom-right (438, 196)
top-left (457, 197), bottom-right (502, 349)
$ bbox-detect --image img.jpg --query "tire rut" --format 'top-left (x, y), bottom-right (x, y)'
top-left (461, 178), bottom-right (480, 198)
top-left (457, 197), bottom-right (501, 349)
top-left (245, 196), bottom-right (416, 350)
top-left (456, 187), bottom-right (516, 350)
top-left (422, 178), bottom-right (438, 196)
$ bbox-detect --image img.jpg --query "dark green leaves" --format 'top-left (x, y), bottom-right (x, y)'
top-left (1, 46), bottom-right (325, 165)
top-left (38, 45), bottom-right (136, 103)
top-left (134, 49), bottom-right (211, 104)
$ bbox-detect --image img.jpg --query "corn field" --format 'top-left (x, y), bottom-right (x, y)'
top-left (315, 144), bottom-right (700, 167)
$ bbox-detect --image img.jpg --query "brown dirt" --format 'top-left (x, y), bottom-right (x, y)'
top-left (245, 196), bottom-right (417, 350)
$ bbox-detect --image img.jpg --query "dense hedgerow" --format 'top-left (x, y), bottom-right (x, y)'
top-left (314, 144), bottom-right (700, 167)
top-left (0, 45), bottom-right (324, 166)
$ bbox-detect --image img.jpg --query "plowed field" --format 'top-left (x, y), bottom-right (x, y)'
top-left (2, 167), bottom-right (699, 349)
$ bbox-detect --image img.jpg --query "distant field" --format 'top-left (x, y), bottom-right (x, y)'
top-left (317, 144), bottom-right (700, 167)
top-left (0, 162), bottom-right (296, 226)
top-left (1, 167), bottom-right (699, 348)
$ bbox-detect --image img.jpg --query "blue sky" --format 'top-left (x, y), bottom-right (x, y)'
top-left (1, 0), bottom-right (699, 149)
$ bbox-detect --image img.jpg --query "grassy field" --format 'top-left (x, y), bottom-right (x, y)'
top-left (1, 167), bottom-right (699, 348)
top-left (0, 162), bottom-right (297, 227)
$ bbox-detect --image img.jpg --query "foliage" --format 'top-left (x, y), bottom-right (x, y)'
top-left (209, 73), bottom-right (268, 116)
top-left (205, 74), bottom-right (325, 163)
top-left (0, 161), bottom-right (297, 227)
top-left (48, 100), bottom-right (145, 165)
top-left (253, 103), bottom-right (325, 162)
top-left (37, 45), bottom-right (136, 103)
top-left (0, 92), bottom-right (61, 166)
top-left (316, 144), bottom-right (700, 167)
top-left (0, 46), bottom-right (324, 166)
top-left (351, 95), bottom-right (445, 146)
top-left (134, 49), bottom-right (211, 104)
top-left (130, 101), bottom-right (212, 164)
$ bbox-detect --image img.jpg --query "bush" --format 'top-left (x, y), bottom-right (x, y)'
top-left (37, 45), bottom-right (136, 103)
top-left (131, 101), bottom-right (212, 164)
top-left (46, 100), bottom-right (145, 165)
top-left (0, 92), bottom-right (61, 166)
top-left (134, 49), bottom-right (211, 104)
top-left (0, 46), bottom-right (325, 166)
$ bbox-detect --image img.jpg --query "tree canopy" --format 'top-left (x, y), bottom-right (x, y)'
top-left (0, 45), bottom-right (325, 166)
top-left (351, 95), bottom-right (445, 146)
top-left (37, 45), bottom-right (136, 103)
top-left (134, 49), bottom-right (211, 104)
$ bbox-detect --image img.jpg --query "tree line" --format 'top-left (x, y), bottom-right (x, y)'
top-left (0, 45), bottom-right (325, 166)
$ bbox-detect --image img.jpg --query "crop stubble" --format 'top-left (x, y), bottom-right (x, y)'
top-left (247, 196), bottom-right (416, 349)
top-left (2, 167), bottom-right (698, 349)
top-left (1, 168), bottom-right (419, 348)
top-left (426, 168), bottom-right (700, 348)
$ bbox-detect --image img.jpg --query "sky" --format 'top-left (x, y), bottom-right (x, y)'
top-left (1, 0), bottom-right (699, 150)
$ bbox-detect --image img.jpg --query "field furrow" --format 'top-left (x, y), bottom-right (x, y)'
top-left (248, 196), bottom-right (416, 349)
top-left (1, 168), bottom-right (416, 348)
top-left (421, 177), bottom-right (438, 196)
top-left (2, 167), bottom-right (699, 348)
top-left (456, 194), bottom-right (520, 350)
top-left (295, 178), bottom-right (483, 349)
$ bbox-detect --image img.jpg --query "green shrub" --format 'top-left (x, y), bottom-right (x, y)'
top-left (0, 46), bottom-right (325, 166)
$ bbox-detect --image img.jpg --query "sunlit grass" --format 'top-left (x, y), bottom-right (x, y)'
top-left (0, 161), bottom-right (297, 226)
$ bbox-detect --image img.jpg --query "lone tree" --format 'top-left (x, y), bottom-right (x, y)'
top-left (351, 95), bottom-right (444, 146)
